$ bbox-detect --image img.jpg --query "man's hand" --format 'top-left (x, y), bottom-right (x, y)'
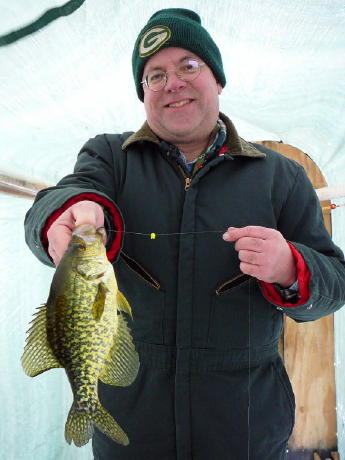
top-left (223, 226), bottom-right (297, 287)
top-left (47, 200), bottom-right (105, 266)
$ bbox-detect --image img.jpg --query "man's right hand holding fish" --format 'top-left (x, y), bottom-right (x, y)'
top-left (47, 200), bottom-right (105, 265)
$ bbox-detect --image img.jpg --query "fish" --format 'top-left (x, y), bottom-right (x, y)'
top-left (21, 224), bottom-right (140, 447)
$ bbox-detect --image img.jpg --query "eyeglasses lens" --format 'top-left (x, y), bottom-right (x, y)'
top-left (146, 59), bottom-right (203, 91)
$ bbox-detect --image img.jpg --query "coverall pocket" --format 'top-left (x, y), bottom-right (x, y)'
top-left (190, 358), bottom-right (295, 460)
top-left (208, 274), bottom-right (252, 348)
top-left (215, 273), bottom-right (252, 295)
top-left (272, 357), bottom-right (296, 437)
top-left (248, 357), bottom-right (296, 458)
top-left (114, 253), bottom-right (165, 344)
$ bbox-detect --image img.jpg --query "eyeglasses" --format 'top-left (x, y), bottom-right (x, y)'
top-left (141, 58), bottom-right (206, 92)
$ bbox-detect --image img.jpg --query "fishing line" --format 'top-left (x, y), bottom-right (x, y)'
top-left (106, 229), bottom-right (227, 239)
top-left (103, 199), bottom-right (343, 239)
top-left (248, 279), bottom-right (252, 460)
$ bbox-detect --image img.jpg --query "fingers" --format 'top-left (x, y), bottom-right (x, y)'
top-left (47, 200), bottom-right (105, 266)
top-left (223, 226), bottom-right (274, 242)
top-left (237, 249), bottom-right (263, 266)
top-left (48, 247), bottom-right (58, 266)
top-left (73, 201), bottom-right (104, 228)
top-left (48, 225), bottom-right (72, 266)
top-left (222, 225), bottom-right (297, 285)
top-left (97, 226), bottom-right (108, 246)
top-left (234, 237), bottom-right (265, 253)
top-left (72, 202), bottom-right (106, 245)
top-left (239, 261), bottom-right (259, 277)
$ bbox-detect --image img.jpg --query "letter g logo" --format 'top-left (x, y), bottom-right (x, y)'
top-left (139, 25), bottom-right (172, 57)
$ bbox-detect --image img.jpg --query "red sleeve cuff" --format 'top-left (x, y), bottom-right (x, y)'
top-left (41, 193), bottom-right (124, 262)
top-left (259, 242), bottom-right (311, 307)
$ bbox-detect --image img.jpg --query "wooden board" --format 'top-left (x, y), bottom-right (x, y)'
top-left (255, 141), bottom-right (336, 450)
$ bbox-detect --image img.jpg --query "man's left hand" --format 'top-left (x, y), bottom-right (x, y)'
top-left (223, 226), bottom-right (297, 287)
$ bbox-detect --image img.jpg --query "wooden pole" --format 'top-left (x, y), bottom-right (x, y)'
top-left (0, 171), bottom-right (50, 199)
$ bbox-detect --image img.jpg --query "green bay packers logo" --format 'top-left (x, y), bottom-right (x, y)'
top-left (139, 25), bottom-right (172, 58)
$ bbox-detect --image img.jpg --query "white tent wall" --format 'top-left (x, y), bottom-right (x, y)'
top-left (0, 1), bottom-right (344, 459)
top-left (1, 0), bottom-right (344, 183)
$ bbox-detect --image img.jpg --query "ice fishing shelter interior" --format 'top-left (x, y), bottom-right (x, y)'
top-left (1, 1), bottom-right (345, 460)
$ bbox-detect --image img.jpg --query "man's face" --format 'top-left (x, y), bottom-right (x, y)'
top-left (142, 47), bottom-right (222, 145)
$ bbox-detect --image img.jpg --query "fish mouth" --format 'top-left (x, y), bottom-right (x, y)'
top-left (72, 224), bottom-right (97, 237)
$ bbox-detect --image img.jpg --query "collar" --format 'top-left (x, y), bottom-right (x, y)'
top-left (122, 112), bottom-right (266, 159)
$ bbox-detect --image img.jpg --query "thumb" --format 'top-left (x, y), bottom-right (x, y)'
top-left (222, 227), bottom-right (239, 242)
top-left (72, 201), bottom-right (105, 228)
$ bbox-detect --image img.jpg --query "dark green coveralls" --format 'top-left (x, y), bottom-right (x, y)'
top-left (25, 114), bottom-right (345, 460)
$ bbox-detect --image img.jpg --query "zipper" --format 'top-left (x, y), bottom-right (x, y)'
top-left (161, 144), bottom-right (192, 192)
top-left (176, 164), bottom-right (192, 191)
top-left (215, 274), bottom-right (251, 295)
top-left (121, 252), bottom-right (161, 290)
top-left (184, 177), bottom-right (191, 191)
top-left (162, 143), bottom-right (227, 192)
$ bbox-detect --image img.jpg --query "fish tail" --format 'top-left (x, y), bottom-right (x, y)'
top-left (64, 401), bottom-right (94, 447)
top-left (64, 400), bottom-right (129, 447)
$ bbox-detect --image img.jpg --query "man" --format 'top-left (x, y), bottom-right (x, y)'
top-left (25, 8), bottom-right (345, 460)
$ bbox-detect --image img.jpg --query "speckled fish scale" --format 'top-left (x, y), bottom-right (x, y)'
top-left (21, 224), bottom-right (140, 447)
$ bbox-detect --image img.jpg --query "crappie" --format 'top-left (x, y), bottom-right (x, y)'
top-left (21, 224), bottom-right (139, 447)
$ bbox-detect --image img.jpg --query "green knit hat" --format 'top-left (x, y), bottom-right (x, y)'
top-left (132, 8), bottom-right (226, 101)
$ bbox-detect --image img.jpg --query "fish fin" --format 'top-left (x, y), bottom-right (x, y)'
top-left (21, 304), bottom-right (62, 377)
top-left (92, 282), bottom-right (108, 321)
top-left (93, 400), bottom-right (129, 446)
top-left (65, 400), bottom-right (129, 447)
top-left (116, 290), bottom-right (133, 318)
top-left (99, 314), bottom-right (139, 387)
top-left (64, 401), bottom-right (94, 447)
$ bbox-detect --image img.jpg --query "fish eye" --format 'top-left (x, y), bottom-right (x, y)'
top-left (75, 243), bottom-right (86, 251)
